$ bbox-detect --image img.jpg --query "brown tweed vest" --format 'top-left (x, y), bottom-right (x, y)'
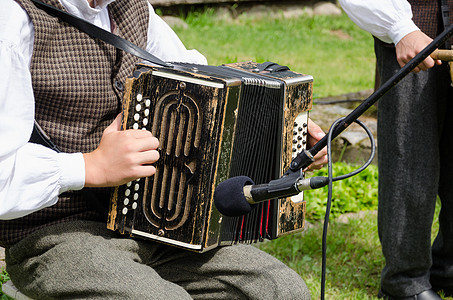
top-left (409, 0), bottom-right (453, 40)
top-left (0, 0), bottom-right (150, 248)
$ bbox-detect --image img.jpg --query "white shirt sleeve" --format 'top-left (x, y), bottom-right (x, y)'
top-left (339, 0), bottom-right (420, 45)
top-left (0, 1), bottom-right (85, 220)
top-left (145, 2), bottom-right (208, 65)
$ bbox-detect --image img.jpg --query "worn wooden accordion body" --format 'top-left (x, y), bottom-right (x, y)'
top-left (107, 61), bottom-right (313, 252)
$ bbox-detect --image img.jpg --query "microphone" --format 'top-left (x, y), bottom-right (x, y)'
top-left (214, 174), bottom-right (329, 217)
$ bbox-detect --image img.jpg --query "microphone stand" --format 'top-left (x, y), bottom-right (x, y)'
top-left (286, 23), bottom-right (453, 175)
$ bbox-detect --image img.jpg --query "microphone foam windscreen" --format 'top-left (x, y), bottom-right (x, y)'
top-left (214, 176), bottom-right (255, 217)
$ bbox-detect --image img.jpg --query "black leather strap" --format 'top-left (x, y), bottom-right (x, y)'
top-left (253, 61), bottom-right (290, 73)
top-left (29, 121), bottom-right (61, 152)
top-left (30, 0), bottom-right (173, 68)
top-left (28, 0), bottom-right (174, 150)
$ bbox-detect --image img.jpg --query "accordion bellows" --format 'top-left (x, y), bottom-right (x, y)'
top-left (107, 61), bottom-right (313, 252)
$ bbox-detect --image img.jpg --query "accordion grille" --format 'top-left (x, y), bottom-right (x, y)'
top-left (143, 90), bottom-right (203, 230)
top-left (221, 81), bottom-right (283, 243)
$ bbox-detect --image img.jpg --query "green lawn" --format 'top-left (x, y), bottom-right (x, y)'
top-left (173, 7), bottom-right (376, 99)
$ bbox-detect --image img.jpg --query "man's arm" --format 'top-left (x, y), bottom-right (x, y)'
top-left (339, 0), bottom-right (441, 71)
top-left (339, 0), bottom-right (418, 45)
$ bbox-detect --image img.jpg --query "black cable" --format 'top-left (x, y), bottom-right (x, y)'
top-left (320, 117), bottom-right (376, 300)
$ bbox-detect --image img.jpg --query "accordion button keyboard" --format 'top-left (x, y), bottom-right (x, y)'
top-left (292, 112), bottom-right (309, 159)
top-left (291, 112), bottom-right (309, 204)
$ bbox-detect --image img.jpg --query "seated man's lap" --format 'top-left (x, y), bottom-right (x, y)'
top-left (6, 220), bottom-right (310, 299)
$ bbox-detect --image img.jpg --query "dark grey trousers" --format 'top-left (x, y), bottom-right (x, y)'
top-left (375, 39), bottom-right (453, 297)
top-left (5, 220), bottom-right (310, 300)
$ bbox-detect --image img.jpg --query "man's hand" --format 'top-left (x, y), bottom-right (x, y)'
top-left (83, 114), bottom-right (160, 187)
top-left (304, 118), bottom-right (328, 172)
top-left (395, 30), bottom-right (442, 72)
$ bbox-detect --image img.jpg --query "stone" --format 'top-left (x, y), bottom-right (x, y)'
top-left (0, 247), bottom-right (5, 270)
top-left (161, 15), bottom-right (189, 29)
top-left (310, 89), bottom-right (378, 165)
top-left (313, 1), bottom-right (342, 16)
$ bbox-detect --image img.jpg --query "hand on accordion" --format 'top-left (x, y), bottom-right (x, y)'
top-left (304, 118), bottom-right (328, 172)
top-left (83, 114), bottom-right (160, 187)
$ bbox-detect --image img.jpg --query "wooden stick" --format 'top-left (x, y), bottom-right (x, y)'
top-left (431, 49), bottom-right (453, 61)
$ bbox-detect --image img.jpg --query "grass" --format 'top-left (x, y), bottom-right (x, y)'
top-left (260, 163), bottom-right (384, 299)
top-left (0, 270), bottom-right (11, 300)
top-left (172, 7), bottom-right (376, 99)
top-left (304, 163), bottom-right (379, 221)
top-left (259, 212), bottom-right (384, 299)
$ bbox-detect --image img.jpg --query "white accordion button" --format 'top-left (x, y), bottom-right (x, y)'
top-left (145, 99), bottom-right (151, 107)
top-left (143, 118), bottom-right (149, 126)
top-left (144, 109), bottom-right (149, 116)
top-left (136, 104), bottom-right (141, 112)
top-left (134, 113), bottom-right (140, 121)
top-left (132, 202), bottom-right (138, 210)
top-left (136, 94), bottom-right (143, 102)
top-left (123, 198), bottom-right (129, 206)
top-left (133, 123), bottom-right (139, 129)
top-left (122, 207), bottom-right (128, 215)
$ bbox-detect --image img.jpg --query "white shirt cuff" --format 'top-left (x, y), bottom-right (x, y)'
top-left (56, 152), bottom-right (85, 193)
top-left (388, 18), bottom-right (420, 45)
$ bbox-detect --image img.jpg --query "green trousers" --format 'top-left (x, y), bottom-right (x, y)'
top-left (5, 221), bottom-right (310, 299)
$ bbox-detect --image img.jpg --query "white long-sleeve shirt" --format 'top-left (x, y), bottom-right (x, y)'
top-left (339, 0), bottom-right (420, 45)
top-left (0, 0), bottom-right (207, 220)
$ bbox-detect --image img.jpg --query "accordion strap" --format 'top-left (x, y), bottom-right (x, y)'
top-left (29, 121), bottom-right (61, 152)
top-left (253, 61), bottom-right (289, 73)
top-left (29, 0), bottom-right (175, 150)
top-left (30, 0), bottom-right (173, 68)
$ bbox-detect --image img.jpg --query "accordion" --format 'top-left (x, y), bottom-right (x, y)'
top-left (107, 61), bottom-right (313, 252)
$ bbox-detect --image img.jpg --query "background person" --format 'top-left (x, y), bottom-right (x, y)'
top-left (339, 0), bottom-right (453, 299)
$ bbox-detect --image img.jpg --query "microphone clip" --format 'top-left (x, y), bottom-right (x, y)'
top-left (247, 170), bottom-right (303, 204)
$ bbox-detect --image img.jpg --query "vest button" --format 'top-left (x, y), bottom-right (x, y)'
top-left (114, 80), bottom-right (124, 91)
